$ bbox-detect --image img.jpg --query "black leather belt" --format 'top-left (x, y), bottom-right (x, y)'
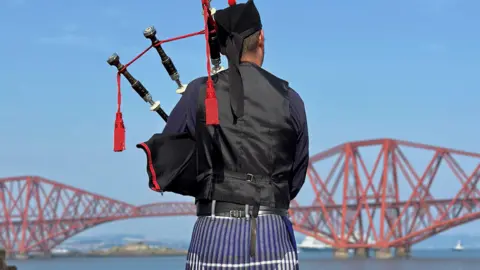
top-left (196, 200), bottom-right (289, 258)
top-left (196, 201), bottom-right (289, 218)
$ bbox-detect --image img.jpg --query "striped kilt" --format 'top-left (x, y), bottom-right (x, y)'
top-left (186, 214), bottom-right (299, 270)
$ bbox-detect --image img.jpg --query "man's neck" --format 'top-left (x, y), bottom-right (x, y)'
top-left (240, 54), bottom-right (262, 67)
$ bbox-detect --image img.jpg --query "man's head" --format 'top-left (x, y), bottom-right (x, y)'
top-left (214, 0), bottom-right (264, 66)
top-left (241, 29), bottom-right (265, 66)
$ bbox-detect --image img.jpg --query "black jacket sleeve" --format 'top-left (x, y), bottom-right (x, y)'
top-left (288, 89), bottom-right (309, 200)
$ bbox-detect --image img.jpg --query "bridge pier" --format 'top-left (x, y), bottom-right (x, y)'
top-left (395, 246), bottom-right (411, 258)
top-left (14, 253), bottom-right (28, 260)
top-left (375, 248), bottom-right (392, 259)
top-left (333, 248), bottom-right (350, 259)
top-left (354, 248), bottom-right (369, 258)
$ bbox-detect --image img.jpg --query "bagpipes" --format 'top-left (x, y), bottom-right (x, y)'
top-left (106, 0), bottom-right (233, 152)
top-left (107, 0), bottom-right (237, 196)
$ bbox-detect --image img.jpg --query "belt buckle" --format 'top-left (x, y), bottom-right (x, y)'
top-left (229, 210), bottom-right (238, 218)
top-left (229, 210), bottom-right (243, 218)
top-left (246, 173), bottom-right (254, 182)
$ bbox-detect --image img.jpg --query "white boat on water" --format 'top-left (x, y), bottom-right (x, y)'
top-left (51, 248), bottom-right (70, 254)
top-left (297, 236), bottom-right (333, 252)
top-left (452, 240), bottom-right (464, 251)
top-left (298, 232), bottom-right (376, 252)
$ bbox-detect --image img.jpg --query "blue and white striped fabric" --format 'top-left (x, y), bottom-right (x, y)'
top-left (185, 214), bottom-right (299, 269)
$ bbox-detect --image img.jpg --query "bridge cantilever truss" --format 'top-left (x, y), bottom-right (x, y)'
top-left (0, 138), bottom-right (479, 254)
top-left (0, 176), bottom-right (196, 254)
top-left (289, 138), bottom-right (480, 249)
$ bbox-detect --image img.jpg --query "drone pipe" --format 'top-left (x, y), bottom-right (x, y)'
top-left (108, 29), bottom-right (205, 151)
top-left (205, 6), bottom-right (221, 67)
top-left (144, 26), bottom-right (183, 89)
top-left (107, 53), bottom-right (168, 122)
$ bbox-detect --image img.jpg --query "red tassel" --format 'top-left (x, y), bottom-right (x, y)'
top-left (228, 0), bottom-right (236, 6)
top-left (114, 112), bottom-right (126, 152)
top-left (205, 79), bottom-right (219, 125)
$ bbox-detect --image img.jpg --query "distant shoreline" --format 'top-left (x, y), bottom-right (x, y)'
top-left (9, 253), bottom-right (188, 260)
top-left (11, 242), bottom-right (188, 260)
top-left (54, 252), bottom-right (187, 259)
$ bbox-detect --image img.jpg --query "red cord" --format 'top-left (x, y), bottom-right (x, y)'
top-left (113, 29), bottom-right (205, 152)
top-left (114, 0), bottom-right (231, 151)
top-left (115, 29), bottom-right (205, 116)
top-left (202, 0), bottom-right (219, 125)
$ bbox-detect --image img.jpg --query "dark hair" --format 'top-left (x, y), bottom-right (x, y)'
top-left (242, 30), bottom-right (261, 54)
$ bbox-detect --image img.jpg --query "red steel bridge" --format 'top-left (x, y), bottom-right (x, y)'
top-left (1, 138), bottom-right (479, 255)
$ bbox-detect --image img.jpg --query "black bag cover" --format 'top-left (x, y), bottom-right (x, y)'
top-left (136, 132), bottom-right (199, 197)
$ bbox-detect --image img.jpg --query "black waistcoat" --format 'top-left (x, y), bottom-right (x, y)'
top-left (195, 62), bottom-right (296, 210)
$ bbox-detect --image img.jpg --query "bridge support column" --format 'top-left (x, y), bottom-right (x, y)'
top-left (333, 248), bottom-right (349, 259)
top-left (375, 248), bottom-right (392, 259)
top-left (395, 246), bottom-right (411, 258)
top-left (354, 248), bottom-right (369, 258)
top-left (14, 253), bottom-right (28, 260)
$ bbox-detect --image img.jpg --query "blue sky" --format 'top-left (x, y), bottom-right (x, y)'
top-left (0, 0), bottom-right (479, 242)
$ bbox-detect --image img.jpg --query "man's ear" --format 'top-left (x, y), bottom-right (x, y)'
top-left (258, 29), bottom-right (265, 49)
